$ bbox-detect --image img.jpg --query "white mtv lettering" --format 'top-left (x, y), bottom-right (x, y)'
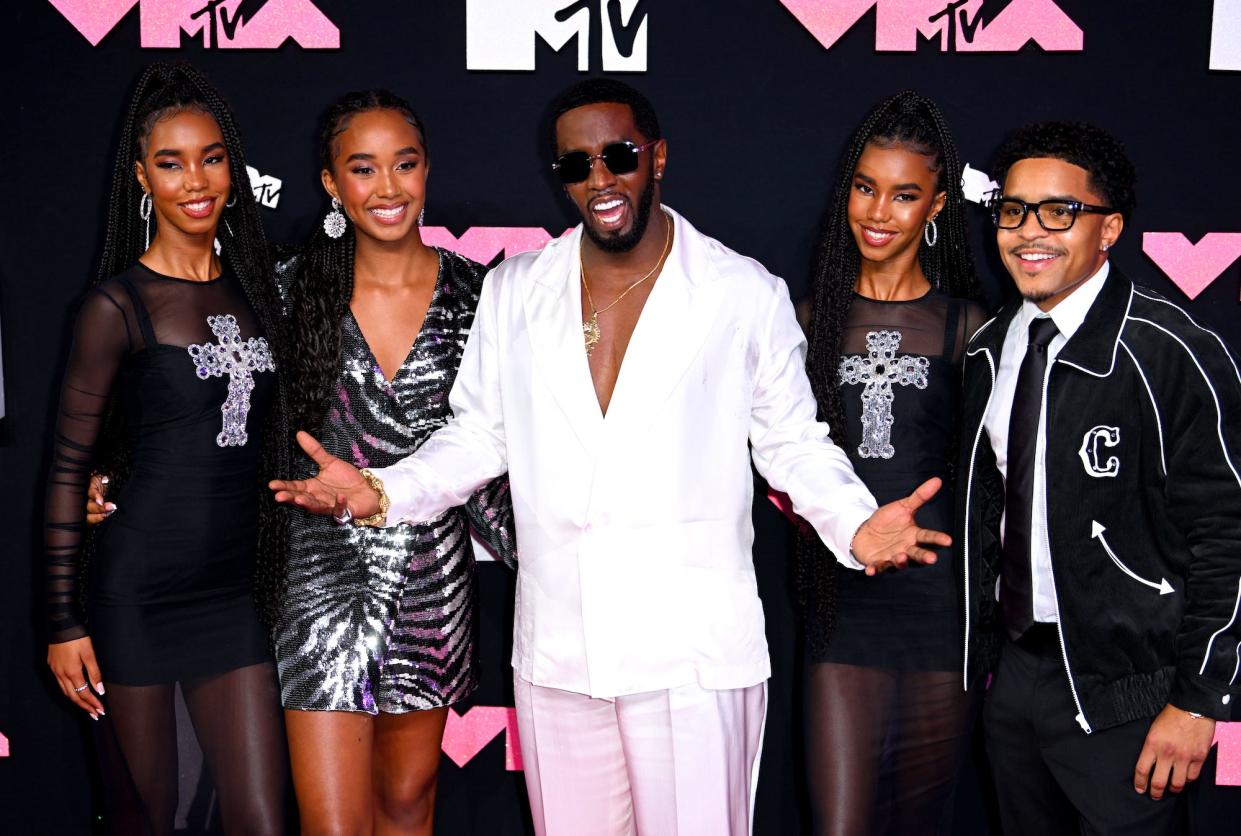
top-left (467, 0), bottom-right (648, 71)
top-left (1211, 0), bottom-right (1241, 70)
top-left (246, 165), bottom-right (282, 210)
top-left (961, 163), bottom-right (999, 205)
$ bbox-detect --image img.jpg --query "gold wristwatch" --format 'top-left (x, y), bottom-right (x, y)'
top-left (351, 468), bottom-right (390, 528)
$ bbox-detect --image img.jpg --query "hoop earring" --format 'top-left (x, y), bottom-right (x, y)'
top-left (324, 197), bottom-right (347, 239)
top-left (140, 192), bottom-right (153, 250)
top-left (226, 191), bottom-right (238, 208)
top-left (923, 218), bottom-right (938, 248)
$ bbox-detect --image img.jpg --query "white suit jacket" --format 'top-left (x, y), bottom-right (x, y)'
top-left (374, 207), bottom-right (877, 698)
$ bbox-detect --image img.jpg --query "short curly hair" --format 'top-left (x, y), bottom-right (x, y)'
top-left (547, 78), bottom-right (661, 158)
top-left (992, 121), bottom-right (1137, 220)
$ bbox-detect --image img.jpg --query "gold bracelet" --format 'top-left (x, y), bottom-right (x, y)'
top-left (351, 468), bottom-right (390, 528)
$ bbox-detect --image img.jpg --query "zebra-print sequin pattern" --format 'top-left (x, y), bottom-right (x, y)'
top-left (275, 249), bottom-right (516, 714)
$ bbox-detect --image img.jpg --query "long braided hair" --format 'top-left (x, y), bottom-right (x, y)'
top-left (795, 91), bottom-right (984, 653)
top-left (88, 62), bottom-right (291, 625)
top-left (286, 90), bottom-right (428, 434)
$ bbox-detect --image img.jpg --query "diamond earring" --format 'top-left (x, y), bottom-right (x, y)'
top-left (923, 218), bottom-right (938, 248)
top-left (324, 198), bottom-right (347, 239)
top-left (139, 192), bottom-right (153, 250)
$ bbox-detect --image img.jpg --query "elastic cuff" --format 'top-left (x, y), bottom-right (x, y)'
top-left (1170, 672), bottom-right (1233, 721)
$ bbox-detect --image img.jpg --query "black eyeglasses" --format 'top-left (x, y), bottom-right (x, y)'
top-left (552, 140), bottom-right (659, 184)
top-left (989, 196), bottom-right (1116, 231)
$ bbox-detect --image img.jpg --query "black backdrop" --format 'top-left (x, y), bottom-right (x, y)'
top-left (3, 1), bottom-right (1241, 833)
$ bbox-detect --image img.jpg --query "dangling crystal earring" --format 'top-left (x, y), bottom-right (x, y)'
top-left (324, 198), bottom-right (347, 239)
top-left (139, 192), bottom-right (153, 250)
top-left (418, 206), bottom-right (425, 227)
top-left (923, 217), bottom-right (938, 248)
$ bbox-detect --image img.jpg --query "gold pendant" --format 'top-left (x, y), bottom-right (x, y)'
top-left (583, 316), bottom-right (601, 356)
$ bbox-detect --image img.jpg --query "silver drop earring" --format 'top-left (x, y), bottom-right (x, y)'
top-left (418, 206), bottom-right (425, 227)
top-left (139, 192), bottom-right (153, 250)
top-left (324, 197), bottom-right (347, 239)
top-left (923, 217), bottom-right (938, 248)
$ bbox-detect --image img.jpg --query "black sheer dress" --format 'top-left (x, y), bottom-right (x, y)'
top-left (805, 291), bottom-right (987, 836)
top-left (45, 262), bottom-right (286, 834)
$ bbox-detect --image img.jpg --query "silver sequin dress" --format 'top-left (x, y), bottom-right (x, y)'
top-left (274, 248), bottom-right (516, 714)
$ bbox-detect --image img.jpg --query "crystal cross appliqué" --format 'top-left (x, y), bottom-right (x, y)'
top-left (838, 330), bottom-right (928, 459)
top-left (187, 314), bottom-right (275, 447)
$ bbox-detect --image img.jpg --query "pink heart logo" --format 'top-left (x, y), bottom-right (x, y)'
top-left (1143, 232), bottom-right (1241, 300)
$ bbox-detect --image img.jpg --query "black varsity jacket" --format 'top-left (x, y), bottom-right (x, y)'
top-left (958, 266), bottom-right (1241, 732)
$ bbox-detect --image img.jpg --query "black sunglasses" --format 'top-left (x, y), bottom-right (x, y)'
top-left (989, 196), bottom-right (1116, 231)
top-left (552, 140), bottom-right (659, 184)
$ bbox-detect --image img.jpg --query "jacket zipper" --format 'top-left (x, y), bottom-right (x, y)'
top-left (1043, 359), bottom-right (1092, 733)
top-left (962, 349), bottom-right (997, 691)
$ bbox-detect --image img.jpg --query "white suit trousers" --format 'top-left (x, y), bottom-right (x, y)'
top-left (513, 673), bottom-right (768, 836)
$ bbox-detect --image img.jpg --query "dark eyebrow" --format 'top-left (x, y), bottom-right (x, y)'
top-left (395, 146), bottom-right (420, 156)
top-left (345, 152), bottom-right (376, 163)
top-left (153, 142), bottom-right (225, 158)
top-left (852, 172), bottom-right (923, 191)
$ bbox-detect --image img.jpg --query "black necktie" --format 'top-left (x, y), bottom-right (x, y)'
top-left (1000, 316), bottom-right (1060, 641)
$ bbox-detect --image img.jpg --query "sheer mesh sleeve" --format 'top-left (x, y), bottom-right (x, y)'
top-left (954, 300), bottom-right (991, 363)
top-left (45, 287), bottom-right (133, 643)
top-left (463, 474), bottom-right (517, 570)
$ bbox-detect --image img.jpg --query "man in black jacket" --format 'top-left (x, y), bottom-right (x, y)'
top-left (960, 121), bottom-right (1241, 833)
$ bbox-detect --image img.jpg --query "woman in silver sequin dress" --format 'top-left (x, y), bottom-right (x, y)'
top-left (274, 91), bottom-right (515, 834)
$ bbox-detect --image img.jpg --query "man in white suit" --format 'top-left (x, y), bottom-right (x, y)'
top-left (271, 80), bottom-right (950, 835)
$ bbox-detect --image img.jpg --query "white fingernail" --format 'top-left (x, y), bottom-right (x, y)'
top-left (98, 708), bottom-right (106, 716)
top-left (90, 713), bottom-right (99, 721)
top-left (96, 683), bottom-right (106, 695)
top-left (105, 504), bottom-right (117, 512)
top-left (101, 476), bottom-right (109, 484)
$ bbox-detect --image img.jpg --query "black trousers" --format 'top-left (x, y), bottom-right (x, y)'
top-left (983, 627), bottom-right (1185, 835)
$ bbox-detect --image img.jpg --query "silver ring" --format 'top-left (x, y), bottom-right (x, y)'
top-left (333, 507), bottom-right (353, 525)
top-left (73, 684), bottom-right (89, 693)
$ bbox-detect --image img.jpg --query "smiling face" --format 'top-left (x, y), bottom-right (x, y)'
top-left (134, 108), bottom-right (231, 245)
top-left (997, 157), bottom-right (1122, 310)
top-left (554, 102), bottom-right (665, 253)
top-left (847, 142), bottom-right (945, 269)
top-left (322, 108), bottom-right (428, 244)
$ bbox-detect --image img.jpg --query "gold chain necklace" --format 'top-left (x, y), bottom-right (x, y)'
top-left (579, 210), bottom-right (673, 356)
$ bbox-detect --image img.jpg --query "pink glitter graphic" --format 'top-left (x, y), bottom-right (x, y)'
top-left (441, 705), bottom-right (523, 771)
top-left (1143, 232), bottom-right (1241, 300)
top-left (48, 0), bottom-right (338, 49)
top-left (421, 227), bottom-right (574, 266)
top-left (780, 0), bottom-right (1082, 52)
top-left (1215, 723), bottom-right (1241, 786)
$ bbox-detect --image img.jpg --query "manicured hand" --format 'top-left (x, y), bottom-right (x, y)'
top-left (47, 637), bottom-right (105, 720)
top-left (85, 473), bottom-right (115, 526)
top-left (850, 477), bottom-right (952, 575)
top-left (268, 431), bottom-right (380, 519)
top-left (1134, 704), bottom-right (1216, 799)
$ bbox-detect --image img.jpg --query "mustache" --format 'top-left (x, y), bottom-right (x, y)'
top-left (1009, 246), bottom-right (1067, 257)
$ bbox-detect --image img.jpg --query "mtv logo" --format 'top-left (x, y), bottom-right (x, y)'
top-left (960, 163), bottom-right (998, 205)
top-left (1211, 0), bottom-right (1241, 70)
top-left (467, 0), bottom-right (648, 71)
top-left (48, 0), bottom-right (339, 49)
top-left (246, 165), bottom-right (282, 210)
top-left (780, 0), bottom-right (1082, 52)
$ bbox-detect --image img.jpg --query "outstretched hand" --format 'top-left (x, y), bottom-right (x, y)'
top-left (851, 477), bottom-right (952, 575)
top-left (268, 431), bottom-right (380, 520)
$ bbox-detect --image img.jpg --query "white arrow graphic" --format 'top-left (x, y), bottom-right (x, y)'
top-left (1092, 521), bottom-right (1174, 595)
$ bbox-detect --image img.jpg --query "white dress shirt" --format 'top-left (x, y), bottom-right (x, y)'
top-left (371, 207), bottom-right (879, 698)
top-left (984, 261), bottom-right (1110, 622)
